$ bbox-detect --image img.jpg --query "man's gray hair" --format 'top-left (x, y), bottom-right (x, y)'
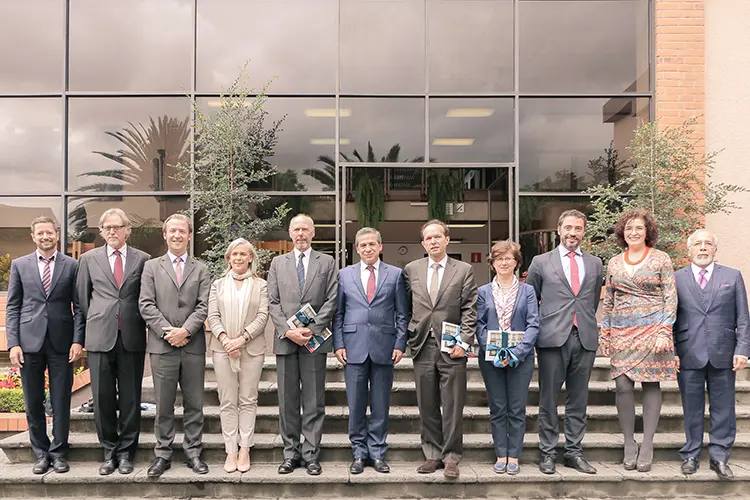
top-left (557, 209), bottom-right (587, 228)
top-left (687, 229), bottom-right (718, 249)
top-left (224, 238), bottom-right (259, 276)
top-left (289, 213), bottom-right (315, 229)
top-left (355, 227), bottom-right (382, 245)
top-left (98, 208), bottom-right (131, 228)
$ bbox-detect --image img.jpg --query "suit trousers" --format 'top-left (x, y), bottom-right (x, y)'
top-left (150, 349), bottom-right (206, 460)
top-left (413, 339), bottom-right (467, 463)
top-left (88, 332), bottom-right (145, 461)
top-left (537, 328), bottom-right (596, 459)
top-left (678, 363), bottom-right (736, 462)
top-left (212, 350), bottom-right (264, 453)
top-left (276, 350), bottom-right (327, 462)
top-left (344, 356), bottom-right (394, 460)
top-left (478, 354), bottom-right (535, 459)
top-left (19, 336), bottom-right (73, 460)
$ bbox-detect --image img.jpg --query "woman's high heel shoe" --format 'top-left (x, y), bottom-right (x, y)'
top-left (623, 442), bottom-right (639, 471)
top-left (636, 445), bottom-right (653, 472)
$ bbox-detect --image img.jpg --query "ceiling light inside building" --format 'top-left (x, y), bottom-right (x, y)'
top-left (305, 108), bottom-right (352, 118)
top-left (446, 223), bottom-right (486, 228)
top-left (432, 138), bottom-right (475, 146)
top-left (310, 138), bottom-right (351, 145)
top-left (446, 108), bottom-right (495, 118)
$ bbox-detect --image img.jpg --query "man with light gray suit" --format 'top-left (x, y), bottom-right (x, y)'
top-left (525, 209), bottom-right (602, 475)
top-left (403, 219), bottom-right (477, 480)
top-left (77, 208), bottom-right (150, 476)
top-left (139, 214), bottom-right (211, 478)
top-left (267, 214), bottom-right (337, 476)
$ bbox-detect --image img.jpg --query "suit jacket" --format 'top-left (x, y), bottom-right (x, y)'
top-left (207, 275), bottom-right (269, 357)
top-left (138, 254), bottom-right (211, 355)
top-left (403, 257), bottom-right (477, 360)
top-left (266, 249), bottom-right (338, 355)
top-left (476, 282), bottom-right (540, 362)
top-left (77, 246), bottom-right (150, 353)
top-left (6, 252), bottom-right (84, 354)
top-left (332, 261), bottom-right (408, 365)
top-left (674, 264), bottom-right (750, 370)
top-left (525, 248), bottom-right (603, 351)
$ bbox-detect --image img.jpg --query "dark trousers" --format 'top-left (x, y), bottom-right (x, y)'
top-left (479, 353), bottom-right (535, 459)
top-left (277, 350), bottom-right (327, 462)
top-left (88, 332), bottom-right (145, 461)
top-left (537, 328), bottom-right (596, 459)
top-left (20, 336), bottom-right (73, 460)
top-left (413, 339), bottom-right (467, 463)
top-left (344, 356), bottom-right (394, 460)
top-left (678, 363), bottom-right (736, 462)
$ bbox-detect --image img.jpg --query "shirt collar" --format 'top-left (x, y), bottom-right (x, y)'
top-left (293, 247), bottom-right (312, 261)
top-left (361, 259), bottom-right (381, 272)
top-left (692, 262), bottom-right (715, 278)
top-left (429, 255), bottom-right (449, 269)
top-left (107, 244), bottom-right (127, 258)
top-left (36, 249), bottom-right (57, 262)
top-left (167, 250), bottom-right (188, 263)
top-left (558, 244), bottom-right (582, 258)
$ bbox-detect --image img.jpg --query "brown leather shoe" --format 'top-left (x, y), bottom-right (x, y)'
top-left (416, 459), bottom-right (444, 474)
top-left (444, 462), bottom-right (460, 479)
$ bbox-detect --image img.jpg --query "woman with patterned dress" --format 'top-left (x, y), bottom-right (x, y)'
top-left (600, 208), bottom-right (677, 472)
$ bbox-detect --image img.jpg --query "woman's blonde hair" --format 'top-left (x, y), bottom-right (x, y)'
top-left (224, 238), bottom-right (258, 276)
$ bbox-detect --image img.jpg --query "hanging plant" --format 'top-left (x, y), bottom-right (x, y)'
top-left (426, 169), bottom-right (464, 221)
top-left (353, 168), bottom-right (385, 229)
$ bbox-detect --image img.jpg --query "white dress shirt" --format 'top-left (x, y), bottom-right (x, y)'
top-left (167, 250), bottom-right (188, 275)
top-left (558, 244), bottom-right (585, 288)
top-left (36, 249), bottom-right (57, 282)
top-left (426, 255), bottom-right (449, 292)
top-left (293, 247), bottom-right (312, 280)
top-left (691, 262), bottom-right (715, 285)
top-left (106, 244), bottom-right (127, 274)
top-left (360, 259), bottom-right (381, 291)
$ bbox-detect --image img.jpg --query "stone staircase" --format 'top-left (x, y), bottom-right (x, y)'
top-left (2, 356), bottom-right (750, 498)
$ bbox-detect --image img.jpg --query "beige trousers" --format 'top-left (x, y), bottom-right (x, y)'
top-left (213, 350), bottom-right (264, 453)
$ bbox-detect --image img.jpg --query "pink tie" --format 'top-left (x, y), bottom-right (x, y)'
top-left (366, 265), bottom-right (376, 303)
top-left (175, 257), bottom-right (183, 286)
top-left (113, 249), bottom-right (123, 288)
top-left (568, 251), bottom-right (580, 327)
top-left (699, 269), bottom-right (707, 289)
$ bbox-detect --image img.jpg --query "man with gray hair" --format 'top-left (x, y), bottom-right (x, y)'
top-left (77, 208), bottom-right (150, 475)
top-left (674, 228), bottom-right (750, 479)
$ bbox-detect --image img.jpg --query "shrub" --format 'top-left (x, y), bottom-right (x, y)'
top-left (0, 388), bottom-right (25, 413)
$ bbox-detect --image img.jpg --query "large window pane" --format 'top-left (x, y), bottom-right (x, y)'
top-left (520, 97), bottom-right (649, 192)
top-left (0, 1), bottom-right (63, 93)
top-left (427, 0), bottom-right (513, 93)
top-left (520, 0), bottom-right (649, 93)
top-left (68, 0), bottom-right (192, 92)
top-left (197, 0), bottom-right (336, 93)
top-left (340, 98), bottom-right (426, 163)
top-left (67, 98), bottom-right (190, 194)
top-left (429, 98), bottom-right (514, 163)
top-left (341, 0), bottom-right (425, 93)
top-left (0, 98), bottom-right (63, 194)
top-left (67, 196), bottom-right (188, 258)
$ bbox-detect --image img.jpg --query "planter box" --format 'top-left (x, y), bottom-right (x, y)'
top-left (0, 413), bottom-right (29, 432)
top-left (72, 369), bottom-right (90, 393)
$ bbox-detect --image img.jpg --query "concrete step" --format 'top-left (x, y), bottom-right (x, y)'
top-left (1, 461), bottom-right (750, 498)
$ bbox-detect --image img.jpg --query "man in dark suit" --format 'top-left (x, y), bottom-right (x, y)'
top-left (77, 208), bottom-right (150, 475)
top-left (332, 227), bottom-right (408, 474)
top-left (6, 216), bottom-right (84, 474)
top-left (139, 213), bottom-right (211, 478)
top-left (525, 209), bottom-right (603, 475)
top-left (675, 228), bottom-right (750, 479)
top-left (403, 219), bottom-right (477, 480)
top-left (267, 214), bottom-right (338, 476)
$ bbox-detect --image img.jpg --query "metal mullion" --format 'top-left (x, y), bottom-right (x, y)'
top-left (335, 0), bottom-right (342, 267)
top-left (64, 191), bottom-right (188, 198)
top-left (513, 0), bottom-right (520, 243)
top-left (648, 0), bottom-right (656, 119)
top-left (255, 191), bottom-right (335, 197)
top-left (338, 162), bottom-right (516, 169)
top-left (0, 94), bottom-right (64, 99)
top-left (518, 192), bottom-right (596, 198)
top-left (189, 0), bottom-right (197, 256)
top-left (518, 93), bottom-right (653, 99)
top-left (61, 0), bottom-right (70, 248)
top-left (63, 92), bottom-right (190, 98)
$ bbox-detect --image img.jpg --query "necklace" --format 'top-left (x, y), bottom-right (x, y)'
top-left (624, 247), bottom-right (650, 266)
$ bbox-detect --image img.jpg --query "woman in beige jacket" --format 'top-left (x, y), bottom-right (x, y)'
top-left (207, 238), bottom-right (268, 473)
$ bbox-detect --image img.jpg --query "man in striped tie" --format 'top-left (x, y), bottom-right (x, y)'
top-left (6, 216), bottom-right (85, 474)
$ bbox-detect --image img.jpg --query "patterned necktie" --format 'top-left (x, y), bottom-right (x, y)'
top-left (698, 268), bottom-right (708, 289)
top-left (568, 251), bottom-right (580, 327)
top-left (113, 249), bottom-right (123, 288)
top-left (366, 265), bottom-right (376, 303)
top-left (297, 253), bottom-right (305, 292)
top-left (174, 256), bottom-right (183, 286)
top-left (429, 262), bottom-right (441, 305)
top-left (40, 255), bottom-right (53, 294)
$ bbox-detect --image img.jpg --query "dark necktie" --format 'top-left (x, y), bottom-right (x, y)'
top-left (568, 251), bottom-right (580, 327)
top-left (297, 253), bottom-right (305, 292)
top-left (366, 265), bottom-right (376, 303)
top-left (113, 249), bottom-right (123, 288)
top-left (40, 255), bottom-right (54, 294)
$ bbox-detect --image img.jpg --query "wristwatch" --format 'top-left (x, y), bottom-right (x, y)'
top-left (242, 331), bottom-right (251, 342)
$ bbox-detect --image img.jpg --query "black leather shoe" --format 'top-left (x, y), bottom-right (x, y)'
top-left (564, 456), bottom-right (597, 474)
top-left (32, 456), bottom-right (50, 475)
top-left (306, 460), bottom-right (322, 476)
top-left (52, 457), bottom-right (70, 473)
top-left (681, 457), bottom-right (699, 475)
top-left (371, 459), bottom-right (390, 473)
top-left (147, 457), bottom-right (171, 478)
top-left (278, 458), bottom-right (300, 474)
top-left (186, 456), bottom-right (209, 474)
top-left (539, 455), bottom-right (556, 475)
top-left (99, 459), bottom-right (117, 476)
top-left (349, 458), bottom-right (366, 474)
top-left (710, 460), bottom-right (734, 480)
top-left (118, 457), bottom-right (134, 475)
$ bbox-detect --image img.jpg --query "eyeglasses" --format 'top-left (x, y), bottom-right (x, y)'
top-left (494, 257), bottom-right (516, 264)
top-left (101, 224), bottom-right (125, 232)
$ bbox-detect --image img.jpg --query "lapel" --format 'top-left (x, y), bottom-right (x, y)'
top-left (416, 258), bottom-right (430, 302)
top-left (486, 286), bottom-right (500, 328)
top-left (160, 254), bottom-right (179, 289)
top-left (705, 264), bottom-right (722, 311)
top-left (284, 252), bottom-right (302, 298)
top-left (435, 258), bottom-right (458, 306)
top-left (47, 254), bottom-right (66, 295)
top-left (27, 253), bottom-right (46, 297)
top-left (181, 256), bottom-right (196, 287)
top-left (121, 248), bottom-right (137, 285)
top-left (94, 246), bottom-right (118, 289)
top-left (351, 264), bottom-right (368, 302)
top-left (240, 277), bottom-right (256, 323)
top-left (550, 250), bottom-right (573, 295)
top-left (374, 262), bottom-right (389, 300)
top-left (684, 266), bottom-right (707, 312)
top-left (302, 250), bottom-right (320, 298)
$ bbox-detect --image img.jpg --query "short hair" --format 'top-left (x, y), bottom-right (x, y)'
top-left (30, 216), bottom-right (59, 233)
top-left (98, 208), bottom-right (131, 228)
top-left (613, 208), bottom-right (659, 248)
top-left (224, 238), bottom-right (259, 276)
top-left (420, 219), bottom-right (449, 240)
top-left (355, 227), bottom-right (382, 246)
top-left (488, 239), bottom-right (523, 271)
top-left (687, 229), bottom-right (718, 249)
top-left (289, 213), bottom-right (314, 229)
top-left (163, 213), bottom-right (192, 234)
top-left (557, 209), bottom-right (587, 229)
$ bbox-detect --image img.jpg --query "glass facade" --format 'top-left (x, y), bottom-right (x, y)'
top-left (0, 0), bottom-right (652, 285)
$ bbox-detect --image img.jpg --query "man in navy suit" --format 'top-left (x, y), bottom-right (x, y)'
top-left (332, 227), bottom-right (408, 474)
top-left (6, 216), bottom-right (85, 474)
top-left (674, 228), bottom-right (750, 479)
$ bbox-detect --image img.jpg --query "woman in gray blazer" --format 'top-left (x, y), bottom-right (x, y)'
top-left (476, 240), bottom-right (540, 475)
top-left (207, 238), bottom-right (269, 473)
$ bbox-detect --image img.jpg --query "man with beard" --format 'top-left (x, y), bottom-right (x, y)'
top-left (525, 209), bottom-right (603, 475)
top-left (674, 229), bottom-right (749, 479)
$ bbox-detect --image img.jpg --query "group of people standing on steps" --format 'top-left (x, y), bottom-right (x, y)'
top-left (5, 208), bottom-right (748, 482)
